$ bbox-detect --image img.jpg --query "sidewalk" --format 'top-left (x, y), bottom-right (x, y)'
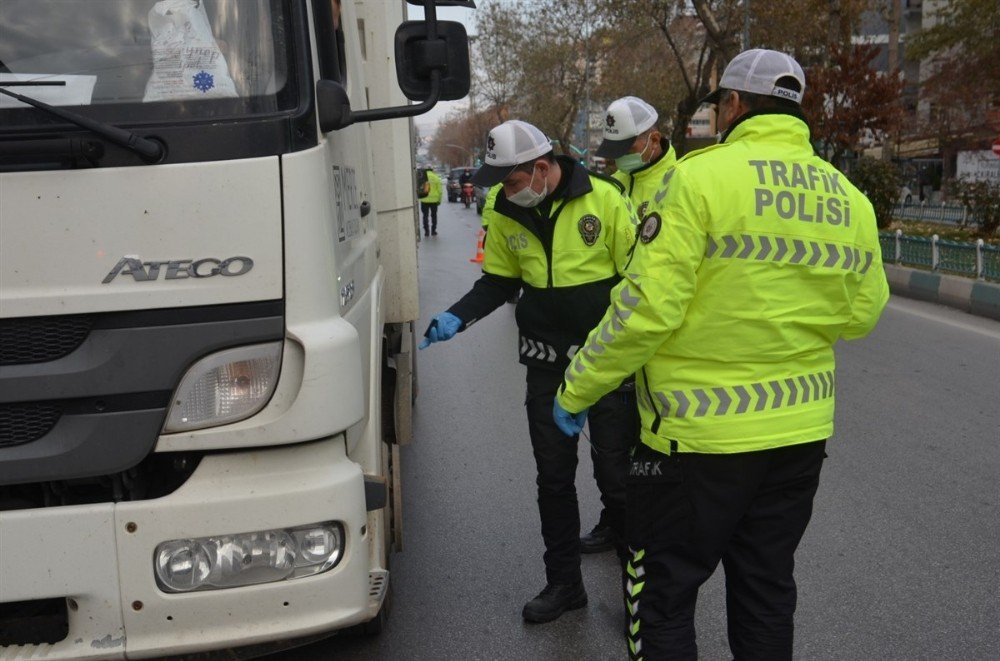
top-left (884, 264), bottom-right (1000, 321)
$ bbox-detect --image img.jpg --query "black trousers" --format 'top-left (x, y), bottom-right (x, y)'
top-left (421, 202), bottom-right (438, 233)
top-left (625, 440), bottom-right (826, 661)
top-left (525, 368), bottom-right (638, 585)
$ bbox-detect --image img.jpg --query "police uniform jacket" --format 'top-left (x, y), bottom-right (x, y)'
top-left (419, 170), bottom-right (443, 204)
top-left (448, 156), bottom-right (637, 371)
top-left (611, 137), bottom-right (678, 221)
top-left (557, 110), bottom-right (889, 454)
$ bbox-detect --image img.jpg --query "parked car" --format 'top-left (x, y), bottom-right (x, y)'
top-left (447, 167), bottom-right (476, 202)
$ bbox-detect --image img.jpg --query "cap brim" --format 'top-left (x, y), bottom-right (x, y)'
top-left (595, 137), bottom-right (635, 159)
top-left (471, 163), bottom-right (515, 187)
top-left (699, 87), bottom-right (722, 106)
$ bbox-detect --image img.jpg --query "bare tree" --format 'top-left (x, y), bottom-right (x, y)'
top-left (512, 0), bottom-right (607, 155)
top-left (471, 1), bottom-right (525, 123)
top-left (600, 1), bottom-right (736, 152)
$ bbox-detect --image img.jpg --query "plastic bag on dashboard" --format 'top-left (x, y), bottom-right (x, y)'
top-left (143, 0), bottom-right (238, 102)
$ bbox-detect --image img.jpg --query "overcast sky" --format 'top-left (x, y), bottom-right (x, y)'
top-left (406, 2), bottom-right (479, 136)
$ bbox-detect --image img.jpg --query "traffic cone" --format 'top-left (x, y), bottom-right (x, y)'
top-left (469, 229), bottom-right (485, 263)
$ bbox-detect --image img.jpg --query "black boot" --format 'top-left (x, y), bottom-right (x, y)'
top-left (522, 582), bottom-right (587, 623)
top-left (580, 523), bottom-right (618, 554)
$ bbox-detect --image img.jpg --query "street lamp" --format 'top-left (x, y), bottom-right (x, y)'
top-left (444, 143), bottom-right (473, 166)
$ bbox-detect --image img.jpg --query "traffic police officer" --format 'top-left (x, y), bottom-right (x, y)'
top-left (418, 166), bottom-right (442, 236)
top-left (553, 50), bottom-right (889, 659)
top-left (420, 120), bottom-right (639, 623)
top-left (596, 96), bottom-right (677, 224)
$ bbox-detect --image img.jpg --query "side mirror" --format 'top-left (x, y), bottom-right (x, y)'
top-left (395, 21), bottom-right (471, 102)
top-left (317, 1), bottom-right (474, 131)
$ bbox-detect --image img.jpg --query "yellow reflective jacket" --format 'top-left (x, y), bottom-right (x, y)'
top-left (481, 183), bottom-right (502, 229)
top-left (449, 156), bottom-right (637, 370)
top-left (611, 137), bottom-right (678, 222)
top-left (558, 111), bottom-right (889, 453)
top-left (419, 170), bottom-right (443, 204)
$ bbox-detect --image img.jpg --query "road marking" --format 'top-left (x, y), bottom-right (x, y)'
top-left (886, 299), bottom-right (1000, 341)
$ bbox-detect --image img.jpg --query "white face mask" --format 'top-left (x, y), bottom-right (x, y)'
top-left (507, 165), bottom-right (548, 207)
top-left (615, 134), bottom-right (653, 173)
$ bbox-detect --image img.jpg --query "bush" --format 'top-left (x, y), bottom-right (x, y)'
top-left (848, 157), bottom-right (900, 229)
top-left (950, 178), bottom-right (1000, 238)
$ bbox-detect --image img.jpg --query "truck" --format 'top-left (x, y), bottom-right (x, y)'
top-left (0, 0), bottom-right (473, 657)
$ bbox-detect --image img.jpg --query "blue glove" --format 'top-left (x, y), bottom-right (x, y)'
top-left (419, 312), bottom-right (463, 349)
top-left (553, 398), bottom-right (588, 437)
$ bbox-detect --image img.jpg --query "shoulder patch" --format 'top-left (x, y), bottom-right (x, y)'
top-left (578, 215), bottom-right (602, 246)
top-left (639, 213), bottom-right (661, 244)
top-left (588, 169), bottom-right (626, 194)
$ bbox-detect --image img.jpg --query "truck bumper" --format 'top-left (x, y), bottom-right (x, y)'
top-left (0, 436), bottom-right (372, 660)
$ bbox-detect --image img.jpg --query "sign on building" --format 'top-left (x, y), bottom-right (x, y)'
top-left (956, 150), bottom-right (1000, 184)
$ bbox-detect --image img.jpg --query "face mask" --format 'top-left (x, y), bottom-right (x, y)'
top-left (615, 134), bottom-right (653, 173)
top-left (507, 165), bottom-right (548, 207)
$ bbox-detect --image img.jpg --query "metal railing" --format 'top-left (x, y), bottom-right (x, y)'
top-left (879, 231), bottom-right (1000, 281)
top-left (893, 201), bottom-right (978, 227)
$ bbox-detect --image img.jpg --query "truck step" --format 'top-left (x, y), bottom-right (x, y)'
top-left (368, 570), bottom-right (389, 610)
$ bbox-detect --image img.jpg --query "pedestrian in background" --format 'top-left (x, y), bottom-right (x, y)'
top-left (420, 120), bottom-right (640, 624)
top-left (596, 96), bottom-right (677, 223)
top-left (419, 165), bottom-right (442, 236)
top-left (553, 49), bottom-right (889, 660)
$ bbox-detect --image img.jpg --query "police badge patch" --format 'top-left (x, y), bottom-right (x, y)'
top-left (578, 215), bottom-right (601, 246)
top-left (639, 212), bottom-right (661, 244)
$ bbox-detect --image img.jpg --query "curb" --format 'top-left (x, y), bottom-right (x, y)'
top-left (884, 265), bottom-right (1000, 321)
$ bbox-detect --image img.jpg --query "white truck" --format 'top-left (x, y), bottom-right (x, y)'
top-left (0, 0), bottom-right (472, 657)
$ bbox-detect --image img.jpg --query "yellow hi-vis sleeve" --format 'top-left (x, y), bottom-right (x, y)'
top-left (557, 168), bottom-right (706, 413)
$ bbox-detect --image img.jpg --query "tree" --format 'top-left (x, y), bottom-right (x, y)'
top-left (600, 0), bottom-right (738, 153)
top-left (512, 0), bottom-right (609, 155)
top-left (800, 43), bottom-right (903, 168)
top-left (471, 1), bottom-right (524, 123)
top-left (848, 156), bottom-right (900, 229)
top-left (951, 178), bottom-right (1000, 239)
top-left (905, 0), bottom-right (1000, 164)
top-left (747, 0), bottom-right (870, 63)
top-left (428, 107), bottom-right (496, 167)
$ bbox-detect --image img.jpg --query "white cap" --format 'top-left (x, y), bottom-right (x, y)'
top-left (472, 120), bottom-right (552, 186)
top-left (701, 49), bottom-right (806, 105)
top-left (596, 97), bottom-right (658, 159)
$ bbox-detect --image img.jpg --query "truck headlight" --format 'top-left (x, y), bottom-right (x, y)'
top-left (154, 522), bottom-right (344, 593)
top-left (164, 342), bottom-right (282, 432)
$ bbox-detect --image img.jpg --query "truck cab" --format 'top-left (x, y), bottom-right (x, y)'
top-left (0, 1), bottom-right (472, 657)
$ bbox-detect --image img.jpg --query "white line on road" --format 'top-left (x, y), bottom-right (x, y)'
top-left (886, 298), bottom-right (1000, 341)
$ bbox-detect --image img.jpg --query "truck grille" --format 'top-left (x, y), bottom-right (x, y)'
top-left (0, 315), bottom-right (92, 365)
top-left (0, 403), bottom-right (61, 448)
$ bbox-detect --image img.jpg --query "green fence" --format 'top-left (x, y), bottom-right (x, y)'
top-left (879, 231), bottom-right (998, 281)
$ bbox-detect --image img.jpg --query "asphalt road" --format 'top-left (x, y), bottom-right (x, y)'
top-left (270, 201), bottom-right (1000, 661)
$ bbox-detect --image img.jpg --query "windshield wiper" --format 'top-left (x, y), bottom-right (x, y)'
top-left (0, 81), bottom-right (163, 161)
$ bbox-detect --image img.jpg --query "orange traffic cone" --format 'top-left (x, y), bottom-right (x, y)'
top-left (469, 229), bottom-right (485, 263)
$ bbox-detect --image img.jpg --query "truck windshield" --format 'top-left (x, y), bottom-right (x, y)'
top-left (0, 0), bottom-right (295, 131)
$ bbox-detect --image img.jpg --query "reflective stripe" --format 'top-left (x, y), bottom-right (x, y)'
top-left (519, 336), bottom-right (558, 362)
top-left (654, 390), bottom-right (671, 417)
top-left (649, 370), bottom-right (835, 418)
top-left (620, 284), bottom-right (641, 307)
top-left (706, 232), bottom-right (874, 273)
top-left (626, 546), bottom-right (646, 661)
